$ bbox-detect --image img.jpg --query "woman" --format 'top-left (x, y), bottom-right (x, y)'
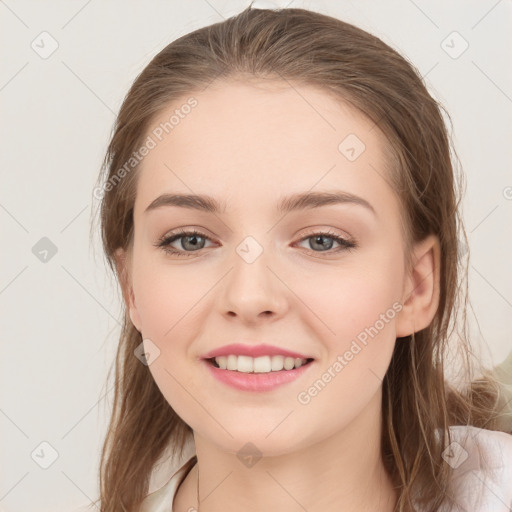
top-left (91, 5), bottom-right (512, 511)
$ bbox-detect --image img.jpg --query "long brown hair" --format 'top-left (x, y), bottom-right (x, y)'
top-left (90, 4), bottom-right (509, 511)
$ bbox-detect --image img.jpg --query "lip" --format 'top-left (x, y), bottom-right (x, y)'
top-left (202, 358), bottom-right (315, 392)
top-left (201, 343), bottom-right (314, 360)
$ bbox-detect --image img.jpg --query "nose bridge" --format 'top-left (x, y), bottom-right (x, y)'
top-left (221, 233), bottom-right (286, 319)
top-left (230, 234), bottom-right (273, 293)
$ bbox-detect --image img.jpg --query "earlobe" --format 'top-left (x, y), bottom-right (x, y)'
top-left (395, 234), bottom-right (440, 338)
top-left (114, 248), bottom-right (142, 333)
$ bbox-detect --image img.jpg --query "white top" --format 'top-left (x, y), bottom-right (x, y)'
top-left (139, 454), bottom-right (197, 512)
top-left (70, 425), bottom-right (512, 512)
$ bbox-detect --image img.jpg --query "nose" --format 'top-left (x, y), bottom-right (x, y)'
top-left (219, 245), bottom-right (289, 324)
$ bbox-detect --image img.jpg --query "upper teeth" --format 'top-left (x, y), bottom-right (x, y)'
top-left (214, 355), bottom-right (309, 373)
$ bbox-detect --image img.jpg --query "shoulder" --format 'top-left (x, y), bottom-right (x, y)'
top-left (447, 424), bottom-right (512, 465)
top-left (442, 425), bottom-right (512, 511)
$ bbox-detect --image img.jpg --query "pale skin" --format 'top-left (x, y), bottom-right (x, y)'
top-left (115, 78), bottom-right (440, 512)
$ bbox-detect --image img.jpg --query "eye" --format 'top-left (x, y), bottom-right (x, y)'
top-left (295, 230), bottom-right (357, 255)
top-left (154, 229), bottom-right (215, 258)
top-left (154, 228), bottom-right (357, 258)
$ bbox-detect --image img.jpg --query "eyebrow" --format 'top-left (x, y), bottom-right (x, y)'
top-left (144, 190), bottom-right (376, 216)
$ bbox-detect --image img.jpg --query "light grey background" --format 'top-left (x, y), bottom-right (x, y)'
top-left (1, 1), bottom-right (511, 511)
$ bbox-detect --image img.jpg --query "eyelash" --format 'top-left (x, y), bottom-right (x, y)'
top-left (154, 228), bottom-right (357, 258)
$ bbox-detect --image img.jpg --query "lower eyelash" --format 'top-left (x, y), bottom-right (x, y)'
top-left (155, 229), bottom-right (357, 257)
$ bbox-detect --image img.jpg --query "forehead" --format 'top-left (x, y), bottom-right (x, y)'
top-left (133, 79), bottom-right (396, 218)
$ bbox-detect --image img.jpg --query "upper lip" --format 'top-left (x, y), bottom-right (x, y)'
top-left (201, 343), bottom-right (314, 360)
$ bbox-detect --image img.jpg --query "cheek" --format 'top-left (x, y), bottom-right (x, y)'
top-left (293, 247), bottom-right (404, 347)
top-left (131, 252), bottom-right (204, 338)
top-left (132, 261), bottom-right (208, 410)
top-left (131, 253), bottom-right (214, 388)
top-left (293, 261), bottom-right (403, 433)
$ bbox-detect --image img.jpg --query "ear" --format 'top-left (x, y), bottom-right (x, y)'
top-left (114, 247), bottom-right (142, 332)
top-left (395, 234), bottom-right (440, 337)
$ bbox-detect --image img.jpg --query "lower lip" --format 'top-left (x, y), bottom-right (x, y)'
top-left (202, 359), bottom-right (315, 392)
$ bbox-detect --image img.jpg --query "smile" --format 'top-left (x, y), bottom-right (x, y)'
top-left (208, 354), bottom-right (314, 373)
top-left (203, 357), bottom-right (315, 392)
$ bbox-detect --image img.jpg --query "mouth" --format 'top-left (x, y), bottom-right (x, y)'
top-left (205, 356), bottom-right (315, 373)
top-left (202, 354), bottom-right (316, 392)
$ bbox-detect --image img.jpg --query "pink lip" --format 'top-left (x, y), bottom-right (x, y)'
top-left (202, 358), bottom-right (315, 392)
top-left (201, 343), bottom-right (313, 360)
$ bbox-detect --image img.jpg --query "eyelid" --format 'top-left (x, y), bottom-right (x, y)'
top-left (297, 226), bottom-right (353, 243)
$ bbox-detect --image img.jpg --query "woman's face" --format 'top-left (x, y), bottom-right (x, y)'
top-left (119, 79), bottom-right (412, 455)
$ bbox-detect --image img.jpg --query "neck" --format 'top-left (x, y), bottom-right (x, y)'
top-left (174, 390), bottom-right (398, 512)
